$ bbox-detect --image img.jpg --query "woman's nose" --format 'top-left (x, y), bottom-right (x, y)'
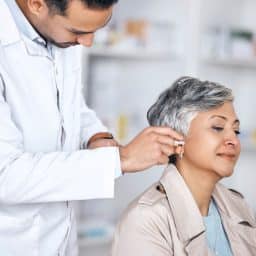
top-left (224, 131), bottom-right (240, 147)
top-left (77, 33), bottom-right (94, 47)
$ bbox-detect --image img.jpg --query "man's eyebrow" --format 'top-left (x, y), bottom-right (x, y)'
top-left (69, 29), bottom-right (92, 35)
top-left (68, 14), bottom-right (113, 35)
top-left (210, 115), bottom-right (240, 125)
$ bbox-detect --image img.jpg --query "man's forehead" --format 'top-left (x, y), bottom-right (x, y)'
top-left (63, 3), bottom-right (113, 32)
top-left (67, 13), bottom-right (112, 34)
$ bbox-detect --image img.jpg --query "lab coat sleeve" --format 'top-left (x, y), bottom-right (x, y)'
top-left (0, 77), bottom-right (118, 204)
top-left (79, 93), bottom-right (122, 178)
top-left (79, 92), bottom-right (108, 148)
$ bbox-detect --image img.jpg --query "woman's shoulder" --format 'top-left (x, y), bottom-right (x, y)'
top-left (216, 183), bottom-right (245, 201)
top-left (112, 183), bottom-right (176, 256)
top-left (137, 183), bottom-right (168, 206)
top-left (117, 182), bottom-right (172, 228)
top-left (215, 183), bottom-right (256, 224)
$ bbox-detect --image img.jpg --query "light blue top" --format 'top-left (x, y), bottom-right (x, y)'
top-left (203, 199), bottom-right (233, 256)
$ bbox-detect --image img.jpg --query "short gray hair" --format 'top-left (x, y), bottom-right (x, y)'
top-left (147, 76), bottom-right (234, 136)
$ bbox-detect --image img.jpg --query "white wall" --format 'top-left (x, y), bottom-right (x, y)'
top-left (223, 151), bottom-right (256, 211)
top-left (79, 1), bottom-right (256, 254)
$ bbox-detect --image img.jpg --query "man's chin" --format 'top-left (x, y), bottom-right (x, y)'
top-left (50, 42), bottom-right (79, 48)
top-left (46, 37), bottom-right (78, 48)
top-left (55, 42), bottom-right (79, 48)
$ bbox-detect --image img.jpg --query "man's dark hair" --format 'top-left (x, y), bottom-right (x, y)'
top-left (45, 0), bottom-right (118, 15)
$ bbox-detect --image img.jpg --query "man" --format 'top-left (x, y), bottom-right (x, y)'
top-left (0, 0), bottom-right (183, 255)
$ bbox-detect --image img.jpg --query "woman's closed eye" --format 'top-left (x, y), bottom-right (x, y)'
top-left (234, 130), bottom-right (241, 136)
top-left (212, 126), bottom-right (224, 132)
top-left (212, 126), bottom-right (241, 136)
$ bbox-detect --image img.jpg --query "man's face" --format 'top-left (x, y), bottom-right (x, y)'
top-left (32, 0), bottom-right (113, 48)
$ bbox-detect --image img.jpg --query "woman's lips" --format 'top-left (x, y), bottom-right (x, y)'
top-left (217, 153), bottom-right (236, 161)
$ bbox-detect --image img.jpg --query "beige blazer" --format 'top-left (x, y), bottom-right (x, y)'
top-left (112, 165), bottom-right (256, 256)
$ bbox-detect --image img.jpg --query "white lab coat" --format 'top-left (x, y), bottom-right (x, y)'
top-left (0, 1), bottom-right (120, 255)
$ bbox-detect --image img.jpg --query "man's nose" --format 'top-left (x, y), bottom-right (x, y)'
top-left (77, 33), bottom-right (94, 47)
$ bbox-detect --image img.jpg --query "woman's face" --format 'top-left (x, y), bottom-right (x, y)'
top-left (183, 102), bottom-right (241, 179)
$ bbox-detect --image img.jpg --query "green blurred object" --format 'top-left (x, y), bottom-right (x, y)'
top-left (230, 29), bottom-right (253, 41)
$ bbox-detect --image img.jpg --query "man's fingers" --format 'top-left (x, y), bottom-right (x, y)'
top-left (146, 126), bottom-right (184, 141)
top-left (120, 126), bottom-right (185, 173)
top-left (160, 144), bottom-right (175, 156)
top-left (155, 134), bottom-right (183, 147)
top-left (157, 154), bottom-right (169, 165)
top-left (174, 145), bottom-right (184, 155)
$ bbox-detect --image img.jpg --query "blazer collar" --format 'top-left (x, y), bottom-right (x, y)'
top-left (159, 164), bottom-right (256, 251)
top-left (159, 164), bottom-right (206, 244)
top-left (212, 183), bottom-right (256, 228)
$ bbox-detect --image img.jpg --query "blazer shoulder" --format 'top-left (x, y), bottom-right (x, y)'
top-left (217, 183), bottom-right (244, 200)
top-left (228, 188), bottom-right (244, 199)
top-left (138, 183), bottom-right (167, 206)
top-left (119, 183), bottom-right (171, 228)
top-left (117, 183), bottom-right (170, 227)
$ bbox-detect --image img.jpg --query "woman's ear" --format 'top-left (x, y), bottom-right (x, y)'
top-left (179, 149), bottom-right (184, 159)
top-left (174, 141), bottom-right (185, 159)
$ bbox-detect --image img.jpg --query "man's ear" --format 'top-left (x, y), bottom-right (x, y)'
top-left (27, 0), bottom-right (49, 17)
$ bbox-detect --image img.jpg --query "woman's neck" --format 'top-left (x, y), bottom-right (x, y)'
top-left (176, 160), bottom-right (220, 216)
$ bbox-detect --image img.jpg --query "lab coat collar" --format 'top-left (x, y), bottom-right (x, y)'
top-left (3, 0), bottom-right (46, 46)
top-left (21, 36), bottom-right (52, 59)
top-left (0, 0), bottom-right (50, 59)
top-left (0, 1), bottom-right (21, 45)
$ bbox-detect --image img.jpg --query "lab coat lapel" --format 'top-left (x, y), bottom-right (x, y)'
top-left (22, 36), bottom-right (51, 59)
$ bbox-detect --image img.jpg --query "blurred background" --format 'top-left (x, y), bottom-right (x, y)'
top-left (77, 0), bottom-right (256, 255)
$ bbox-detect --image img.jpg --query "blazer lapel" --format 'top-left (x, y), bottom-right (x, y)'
top-left (184, 235), bottom-right (214, 256)
top-left (160, 165), bottom-right (213, 255)
top-left (213, 184), bottom-right (256, 255)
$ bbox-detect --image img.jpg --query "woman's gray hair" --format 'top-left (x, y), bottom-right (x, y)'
top-left (147, 76), bottom-right (234, 136)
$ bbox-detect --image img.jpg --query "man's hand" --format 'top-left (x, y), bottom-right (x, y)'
top-left (87, 132), bottom-right (119, 149)
top-left (88, 138), bottom-right (119, 149)
top-left (119, 127), bottom-right (184, 173)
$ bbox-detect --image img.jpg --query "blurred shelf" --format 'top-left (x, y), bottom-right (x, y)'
top-left (202, 57), bottom-right (256, 69)
top-left (86, 47), bottom-right (179, 60)
top-left (78, 236), bottom-right (112, 248)
top-left (77, 219), bottom-right (114, 249)
top-left (242, 146), bottom-right (256, 152)
top-left (78, 238), bottom-right (111, 256)
top-left (241, 141), bottom-right (256, 152)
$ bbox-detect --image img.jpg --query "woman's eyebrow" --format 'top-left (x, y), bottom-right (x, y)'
top-left (210, 115), bottom-right (240, 124)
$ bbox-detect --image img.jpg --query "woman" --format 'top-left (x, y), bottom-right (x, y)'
top-left (112, 77), bottom-right (256, 256)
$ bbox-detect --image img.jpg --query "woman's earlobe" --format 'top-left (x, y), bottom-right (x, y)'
top-left (179, 150), bottom-right (184, 159)
top-left (174, 141), bottom-right (184, 159)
